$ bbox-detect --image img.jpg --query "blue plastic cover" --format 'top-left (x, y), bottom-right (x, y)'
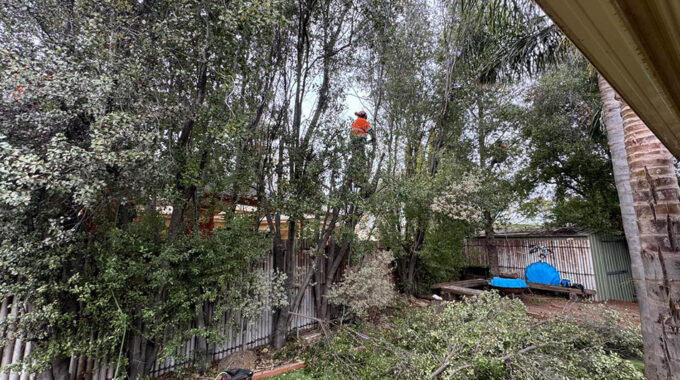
top-left (525, 262), bottom-right (560, 285)
top-left (489, 277), bottom-right (528, 288)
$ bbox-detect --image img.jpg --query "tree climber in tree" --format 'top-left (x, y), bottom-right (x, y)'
top-left (349, 110), bottom-right (373, 188)
top-left (350, 110), bottom-right (371, 139)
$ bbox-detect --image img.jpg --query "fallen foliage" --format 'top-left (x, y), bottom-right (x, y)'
top-left (304, 292), bottom-right (643, 379)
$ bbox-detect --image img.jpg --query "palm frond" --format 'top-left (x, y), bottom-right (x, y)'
top-left (480, 22), bottom-right (570, 83)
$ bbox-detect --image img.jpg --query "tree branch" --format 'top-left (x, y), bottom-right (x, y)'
top-left (429, 342), bottom-right (559, 379)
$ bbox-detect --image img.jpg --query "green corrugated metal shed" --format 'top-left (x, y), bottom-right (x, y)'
top-left (588, 234), bottom-right (636, 302)
top-left (466, 229), bottom-right (637, 302)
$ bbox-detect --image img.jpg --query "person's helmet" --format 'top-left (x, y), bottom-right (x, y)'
top-left (354, 110), bottom-right (367, 118)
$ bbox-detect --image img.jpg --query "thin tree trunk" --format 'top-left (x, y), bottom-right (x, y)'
top-left (271, 232), bottom-right (292, 349)
top-left (272, 306), bottom-right (289, 349)
top-left (407, 253), bottom-right (417, 293)
top-left (167, 56), bottom-right (209, 243)
top-left (620, 99), bottom-right (680, 380)
top-left (484, 211), bottom-right (499, 277)
top-left (598, 75), bottom-right (653, 366)
top-left (320, 242), bottom-right (350, 319)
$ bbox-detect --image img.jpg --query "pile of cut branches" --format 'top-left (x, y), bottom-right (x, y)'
top-left (304, 292), bottom-right (643, 379)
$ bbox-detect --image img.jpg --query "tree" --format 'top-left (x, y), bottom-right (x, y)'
top-left (431, 85), bottom-right (524, 277)
top-left (253, 0), bottom-right (366, 348)
top-left (373, 0), bottom-right (440, 293)
top-left (369, 0), bottom-right (524, 290)
top-left (597, 75), bottom-right (651, 372)
top-left (521, 61), bottom-right (622, 233)
top-left (1, 1), bottom-right (284, 378)
top-left (619, 101), bottom-right (680, 378)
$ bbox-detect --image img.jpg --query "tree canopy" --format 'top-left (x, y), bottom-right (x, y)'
top-left (0, 0), bottom-right (626, 378)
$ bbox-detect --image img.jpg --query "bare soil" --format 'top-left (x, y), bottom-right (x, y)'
top-left (521, 293), bottom-right (640, 326)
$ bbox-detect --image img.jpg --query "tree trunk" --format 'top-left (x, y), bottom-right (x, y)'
top-left (271, 226), bottom-right (294, 349)
top-left (271, 306), bottom-right (289, 349)
top-left (484, 211), bottom-right (499, 276)
top-left (313, 245), bottom-right (325, 320)
top-left (620, 100), bottom-right (680, 379)
top-left (319, 242), bottom-right (350, 320)
top-left (598, 74), bottom-right (654, 366)
top-left (407, 253), bottom-right (417, 293)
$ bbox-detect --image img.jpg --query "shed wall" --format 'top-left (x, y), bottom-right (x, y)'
top-left (588, 234), bottom-right (636, 302)
top-left (465, 236), bottom-right (599, 299)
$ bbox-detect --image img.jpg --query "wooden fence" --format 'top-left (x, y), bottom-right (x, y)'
top-left (0, 250), bottom-right (319, 380)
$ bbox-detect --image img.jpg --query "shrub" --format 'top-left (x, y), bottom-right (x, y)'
top-left (327, 250), bottom-right (396, 319)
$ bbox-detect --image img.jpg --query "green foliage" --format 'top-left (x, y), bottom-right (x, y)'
top-left (521, 59), bottom-right (621, 233)
top-left (271, 370), bottom-right (314, 380)
top-left (0, 0), bottom-right (637, 376)
top-left (305, 293), bottom-right (643, 379)
top-left (374, 173), bottom-right (436, 256)
top-left (328, 251), bottom-right (396, 319)
top-left (367, 0), bottom-right (531, 292)
top-left (1, 0), bottom-right (286, 374)
top-left (417, 216), bottom-right (472, 288)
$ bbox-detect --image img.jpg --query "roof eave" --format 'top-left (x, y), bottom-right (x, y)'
top-left (535, 0), bottom-right (680, 158)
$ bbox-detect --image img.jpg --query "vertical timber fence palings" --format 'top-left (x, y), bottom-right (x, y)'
top-left (0, 250), bottom-right (319, 380)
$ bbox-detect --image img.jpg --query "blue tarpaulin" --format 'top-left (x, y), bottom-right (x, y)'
top-left (489, 277), bottom-right (528, 288)
top-left (525, 262), bottom-right (560, 286)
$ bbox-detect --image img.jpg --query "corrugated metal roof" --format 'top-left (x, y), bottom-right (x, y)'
top-left (477, 227), bottom-right (590, 238)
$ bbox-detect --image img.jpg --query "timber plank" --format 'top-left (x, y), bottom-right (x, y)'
top-left (527, 282), bottom-right (595, 296)
top-left (437, 284), bottom-right (484, 297)
top-left (432, 278), bottom-right (488, 289)
top-left (252, 362), bottom-right (305, 379)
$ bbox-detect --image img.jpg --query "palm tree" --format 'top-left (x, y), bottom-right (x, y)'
top-left (596, 76), bottom-right (646, 301)
top-left (597, 75), bottom-right (656, 367)
top-left (619, 100), bottom-right (680, 378)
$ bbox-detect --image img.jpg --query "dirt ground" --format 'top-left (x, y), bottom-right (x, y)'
top-left (154, 345), bottom-right (300, 380)
top-left (520, 293), bottom-right (640, 326)
top-left (413, 292), bottom-right (641, 327)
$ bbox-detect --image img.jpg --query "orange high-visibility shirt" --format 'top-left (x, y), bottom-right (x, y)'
top-left (350, 118), bottom-right (370, 136)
